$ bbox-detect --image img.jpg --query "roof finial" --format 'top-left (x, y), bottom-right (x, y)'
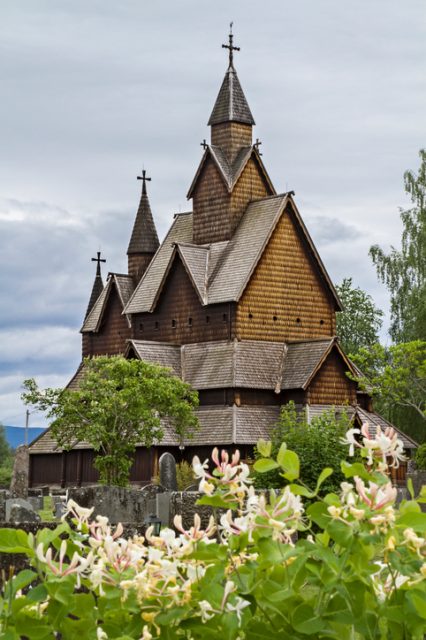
top-left (91, 251), bottom-right (106, 277)
top-left (137, 168), bottom-right (151, 195)
top-left (222, 22), bottom-right (240, 69)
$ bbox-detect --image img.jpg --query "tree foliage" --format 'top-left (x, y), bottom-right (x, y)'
top-left (22, 356), bottom-right (199, 486)
top-left (370, 149), bottom-right (426, 343)
top-left (0, 424), bottom-right (13, 488)
top-left (335, 277), bottom-right (384, 356)
top-left (254, 402), bottom-right (352, 495)
top-left (351, 341), bottom-right (426, 424)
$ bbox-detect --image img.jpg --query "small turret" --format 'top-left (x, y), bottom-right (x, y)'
top-left (127, 169), bottom-right (160, 282)
top-left (84, 251), bottom-right (105, 320)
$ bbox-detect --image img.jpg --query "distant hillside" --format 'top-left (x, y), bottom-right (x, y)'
top-left (3, 426), bottom-right (47, 449)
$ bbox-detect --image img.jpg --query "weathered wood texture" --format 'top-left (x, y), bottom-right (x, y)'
top-left (192, 156), bottom-right (270, 244)
top-left (236, 206), bottom-right (336, 342)
top-left (82, 285), bottom-right (131, 357)
top-left (128, 253), bottom-right (154, 284)
top-left (211, 122), bottom-right (252, 163)
top-left (133, 256), bottom-right (233, 344)
top-left (308, 350), bottom-right (357, 405)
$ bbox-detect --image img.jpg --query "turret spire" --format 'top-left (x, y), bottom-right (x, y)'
top-left (127, 168), bottom-right (159, 282)
top-left (85, 252), bottom-right (105, 319)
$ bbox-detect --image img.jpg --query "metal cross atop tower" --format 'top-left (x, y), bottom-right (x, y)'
top-left (222, 22), bottom-right (240, 68)
top-left (91, 251), bottom-right (106, 276)
top-left (137, 169), bottom-right (151, 194)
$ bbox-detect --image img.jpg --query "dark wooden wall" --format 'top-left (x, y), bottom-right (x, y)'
top-left (308, 349), bottom-right (357, 405)
top-left (82, 285), bottom-right (132, 357)
top-left (133, 256), bottom-right (233, 344)
top-left (236, 205), bottom-right (336, 342)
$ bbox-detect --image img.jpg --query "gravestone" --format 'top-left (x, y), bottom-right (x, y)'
top-left (9, 445), bottom-right (29, 499)
top-left (0, 490), bottom-right (10, 521)
top-left (67, 485), bottom-right (147, 523)
top-left (28, 496), bottom-right (44, 511)
top-left (159, 452), bottom-right (177, 492)
top-left (5, 498), bottom-right (36, 522)
top-left (140, 483), bottom-right (165, 516)
top-left (9, 503), bottom-right (41, 524)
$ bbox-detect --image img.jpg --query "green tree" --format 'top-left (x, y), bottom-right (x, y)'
top-left (351, 341), bottom-right (426, 426)
top-left (22, 356), bottom-right (199, 487)
top-left (335, 277), bottom-right (384, 355)
top-left (0, 424), bottom-right (13, 487)
top-left (370, 149), bottom-right (426, 343)
top-left (254, 402), bottom-right (352, 495)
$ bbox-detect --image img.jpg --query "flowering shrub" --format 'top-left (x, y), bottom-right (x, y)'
top-left (0, 423), bottom-right (426, 639)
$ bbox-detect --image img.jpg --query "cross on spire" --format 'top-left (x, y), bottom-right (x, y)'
top-left (91, 251), bottom-right (106, 277)
top-left (254, 138), bottom-right (263, 155)
top-left (222, 22), bottom-right (240, 69)
top-left (137, 169), bottom-right (151, 194)
top-left (200, 139), bottom-right (208, 149)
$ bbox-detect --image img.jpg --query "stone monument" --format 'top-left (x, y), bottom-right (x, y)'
top-left (9, 445), bottom-right (29, 499)
top-left (159, 452), bottom-right (178, 492)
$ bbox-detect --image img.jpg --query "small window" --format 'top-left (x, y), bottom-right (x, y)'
top-left (223, 313), bottom-right (228, 322)
top-left (206, 315), bottom-right (210, 324)
top-left (155, 321), bottom-right (159, 330)
top-left (296, 317), bottom-right (301, 324)
top-left (139, 322), bottom-right (144, 331)
top-left (273, 315), bottom-right (278, 322)
top-left (320, 319), bottom-right (324, 326)
top-left (248, 313), bottom-right (253, 319)
top-left (188, 317), bottom-right (193, 327)
top-left (172, 319), bottom-right (177, 329)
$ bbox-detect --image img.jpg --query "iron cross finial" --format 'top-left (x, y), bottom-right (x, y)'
top-left (222, 22), bottom-right (240, 68)
top-left (200, 139), bottom-right (208, 150)
top-left (137, 169), bottom-right (151, 194)
top-left (91, 251), bottom-right (106, 277)
top-left (254, 138), bottom-right (263, 155)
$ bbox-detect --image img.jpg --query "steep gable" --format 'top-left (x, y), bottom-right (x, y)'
top-left (308, 347), bottom-right (357, 405)
top-left (236, 201), bottom-right (338, 342)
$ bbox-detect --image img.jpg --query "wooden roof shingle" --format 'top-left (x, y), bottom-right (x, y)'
top-left (208, 66), bottom-right (255, 126)
top-left (81, 273), bottom-right (135, 333)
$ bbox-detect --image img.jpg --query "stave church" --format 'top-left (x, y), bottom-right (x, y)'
top-left (29, 31), bottom-right (416, 487)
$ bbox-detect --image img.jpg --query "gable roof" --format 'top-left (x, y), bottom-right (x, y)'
top-left (187, 144), bottom-right (275, 199)
top-left (124, 193), bottom-right (342, 314)
top-left (124, 212), bottom-right (193, 315)
top-left (81, 273), bottom-right (135, 333)
top-left (208, 66), bottom-right (255, 126)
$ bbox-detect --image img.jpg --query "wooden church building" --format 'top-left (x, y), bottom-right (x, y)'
top-left (29, 31), bottom-right (417, 486)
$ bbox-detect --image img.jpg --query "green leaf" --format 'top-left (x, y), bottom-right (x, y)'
top-left (253, 458), bottom-right (279, 473)
top-left (276, 442), bottom-right (287, 467)
top-left (307, 502), bottom-right (329, 529)
top-left (279, 449), bottom-right (300, 481)
top-left (397, 511), bottom-right (426, 532)
top-left (196, 494), bottom-right (238, 509)
top-left (292, 603), bottom-right (325, 635)
top-left (315, 467), bottom-right (333, 493)
top-left (10, 570), bottom-right (37, 595)
top-left (407, 477), bottom-right (415, 499)
top-left (327, 519), bottom-right (352, 547)
top-left (0, 528), bottom-right (33, 554)
top-left (340, 460), bottom-right (372, 482)
top-left (289, 484), bottom-right (314, 498)
top-left (257, 439), bottom-right (272, 458)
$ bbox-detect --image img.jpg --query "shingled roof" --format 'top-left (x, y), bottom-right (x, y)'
top-left (81, 273), bottom-right (135, 333)
top-left (126, 338), bottom-right (349, 392)
top-left (208, 66), bottom-right (255, 126)
top-left (187, 145), bottom-right (274, 199)
top-left (124, 194), bottom-right (342, 315)
top-left (127, 179), bottom-right (159, 255)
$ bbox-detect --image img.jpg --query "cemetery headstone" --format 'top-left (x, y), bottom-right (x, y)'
top-left (159, 452), bottom-right (178, 492)
top-left (9, 445), bottom-right (29, 499)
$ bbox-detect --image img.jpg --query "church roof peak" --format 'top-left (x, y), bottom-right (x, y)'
top-left (84, 252), bottom-right (105, 320)
top-left (127, 169), bottom-right (160, 255)
top-left (208, 26), bottom-right (255, 127)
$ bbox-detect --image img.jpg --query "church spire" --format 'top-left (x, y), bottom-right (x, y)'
top-left (84, 252), bottom-right (105, 319)
top-left (208, 24), bottom-right (255, 127)
top-left (127, 169), bottom-right (160, 282)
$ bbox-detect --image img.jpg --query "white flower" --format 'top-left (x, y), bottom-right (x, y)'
top-left (341, 428), bottom-right (361, 456)
top-left (226, 596), bottom-right (251, 625)
top-left (96, 628), bottom-right (108, 640)
top-left (199, 600), bottom-right (215, 622)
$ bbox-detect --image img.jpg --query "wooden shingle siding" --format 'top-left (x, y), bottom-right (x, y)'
top-left (128, 253), bottom-right (154, 284)
top-left (236, 206), bottom-right (336, 342)
top-left (230, 157), bottom-right (270, 234)
top-left (308, 350), bottom-right (357, 405)
top-left (211, 123), bottom-right (252, 163)
top-left (134, 256), bottom-right (232, 344)
top-left (85, 285), bottom-right (131, 355)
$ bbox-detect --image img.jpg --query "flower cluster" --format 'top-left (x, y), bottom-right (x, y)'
top-left (341, 422), bottom-right (406, 468)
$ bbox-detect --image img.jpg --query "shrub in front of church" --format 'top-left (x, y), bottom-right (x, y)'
top-left (254, 401), bottom-right (352, 496)
top-left (22, 356), bottom-right (199, 487)
top-left (1, 426), bottom-right (426, 639)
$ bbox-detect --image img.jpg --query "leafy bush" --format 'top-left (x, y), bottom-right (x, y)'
top-left (415, 443), bottom-right (426, 470)
top-left (176, 460), bottom-right (196, 490)
top-left (0, 423), bottom-right (425, 639)
top-left (254, 402), bottom-right (352, 495)
top-left (0, 424), bottom-right (13, 488)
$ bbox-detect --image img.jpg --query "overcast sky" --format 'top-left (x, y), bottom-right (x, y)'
top-left (1, 0), bottom-right (425, 429)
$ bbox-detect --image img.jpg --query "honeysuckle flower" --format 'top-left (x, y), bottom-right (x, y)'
top-left (403, 528), bottom-right (426, 556)
top-left (192, 456), bottom-right (210, 479)
top-left (63, 499), bottom-right (95, 529)
top-left (199, 478), bottom-right (215, 495)
top-left (354, 477), bottom-right (397, 510)
top-left (141, 626), bottom-right (153, 640)
top-left (96, 628), bottom-right (108, 640)
top-left (341, 428), bottom-right (361, 456)
top-left (199, 599), bottom-right (215, 622)
top-left (225, 596), bottom-right (251, 625)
